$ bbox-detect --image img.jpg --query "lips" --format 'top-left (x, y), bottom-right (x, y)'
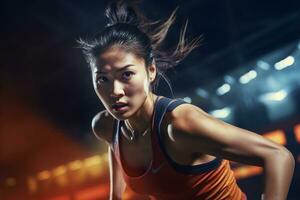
top-left (111, 102), bottom-right (128, 109)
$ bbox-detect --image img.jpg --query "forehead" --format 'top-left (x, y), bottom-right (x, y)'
top-left (95, 47), bottom-right (145, 73)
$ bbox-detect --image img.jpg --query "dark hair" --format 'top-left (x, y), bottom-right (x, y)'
top-left (78, 0), bottom-right (202, 95)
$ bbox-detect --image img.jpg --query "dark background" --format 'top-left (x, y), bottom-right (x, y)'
top-left (1, 0), bottom-right (300, 199)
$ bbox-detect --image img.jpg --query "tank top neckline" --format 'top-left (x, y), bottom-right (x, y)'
top-left (114, 96), bottom-right (222, 179)
top-left (116, 96), bottom-right (162, 179)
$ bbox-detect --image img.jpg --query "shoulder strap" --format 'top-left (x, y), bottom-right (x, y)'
top-left (154, 97), bottom-right (188, 134)
top-left (154, 97), bottom-right (222, 174)
top-left (166, 98), bottom-right (188, 112)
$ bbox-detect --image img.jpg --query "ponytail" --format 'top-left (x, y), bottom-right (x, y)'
top-left (78, 0), bottom-right (202, 95)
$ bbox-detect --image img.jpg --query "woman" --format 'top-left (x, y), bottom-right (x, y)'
top-left (78, 0), bottom-right (294, 199)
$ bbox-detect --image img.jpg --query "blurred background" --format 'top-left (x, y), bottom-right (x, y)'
top-left (1, 0), bottom-right (300, 199)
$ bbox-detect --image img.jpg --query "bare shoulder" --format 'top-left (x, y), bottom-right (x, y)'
top-left (161, 103), bottom-right (215, 148)
top-left (161, 103), bottom-right (220, 163)
top-left (91, 110), bottom-right (115, 145)
top-left (161, 103), bottom-right (207, 141)
top-left (167, 103), bottom-right (210, 128)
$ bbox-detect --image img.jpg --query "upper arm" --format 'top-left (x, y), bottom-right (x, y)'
top-left (92, 110), bottom-right (114, 145)
top-left (169, 104), bottom-right (290, 166)
top-left (92, 112), bottom-right (126, 198)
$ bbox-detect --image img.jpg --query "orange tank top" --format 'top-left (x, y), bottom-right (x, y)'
top-left (112, 96), bottom-right (247, 200)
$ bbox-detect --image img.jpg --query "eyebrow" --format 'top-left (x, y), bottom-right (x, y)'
top-left (95, 64), bottom-right (134, 74)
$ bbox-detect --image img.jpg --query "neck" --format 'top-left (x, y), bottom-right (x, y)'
top-left (125, 93), bottom-right (158, 136)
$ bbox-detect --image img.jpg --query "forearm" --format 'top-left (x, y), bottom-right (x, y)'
top-left (110, 184), bottom-right (127, 200)
top-left (109, 193), bottom-right (122, 200)
top-left (108, 147), bottom-right (126, 200)
top-left (109, 185), bottom-right (120, 200)
top-left (109, 176), bottom-right (126, 200)
top-left (263, 148), bottom-right (295, 200)
top-left (109, 183), bottom-right (125, 200)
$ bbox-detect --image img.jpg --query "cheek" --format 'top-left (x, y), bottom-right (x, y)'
top-left (126, 77), bottom-right (149, 96)
top-left (92, 81), bottom-right (108, 103)
top-left (94, 87), bottom-right (112, 110)
top-left (143, 78), bottom-right (150, 93)
top-left (93, 82), bottom-right (101, 97)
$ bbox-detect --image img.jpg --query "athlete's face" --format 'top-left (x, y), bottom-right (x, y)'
top-left (93, 47), bottom-right (156, 120)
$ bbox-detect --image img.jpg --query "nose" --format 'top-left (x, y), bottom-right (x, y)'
top-left (110, 80), bottom-right (125, 98)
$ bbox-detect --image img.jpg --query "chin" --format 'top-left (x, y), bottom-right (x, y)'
top-left (110, 110), bottom-right (132, 121)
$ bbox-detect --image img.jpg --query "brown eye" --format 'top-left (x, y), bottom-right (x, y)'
top-left (122, 71), bottom-right (134, 80)
top-left (96, 76), bottom-right (108, 85)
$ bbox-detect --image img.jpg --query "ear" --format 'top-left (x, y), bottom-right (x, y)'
top-left (147, 63), bottom-right (157, 83)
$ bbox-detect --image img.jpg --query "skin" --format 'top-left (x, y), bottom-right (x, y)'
top-left (92, 47), bottom-right (295, 200)
top-left (92, 46), bottom-right (158, 199)
top-left (93, 46), bottom-right (157, 135)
